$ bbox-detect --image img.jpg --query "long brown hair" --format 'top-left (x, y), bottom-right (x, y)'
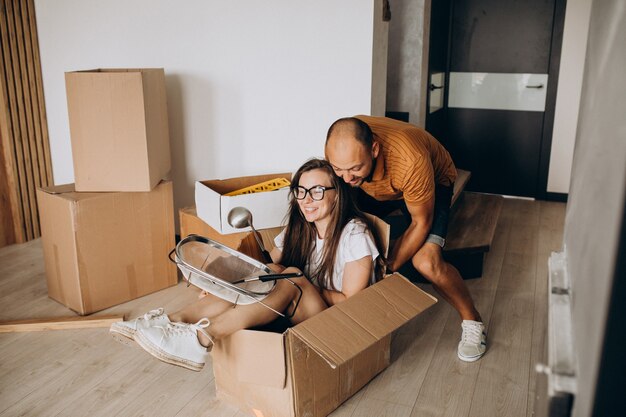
top-left (280, 158), bottom-right (385, 289)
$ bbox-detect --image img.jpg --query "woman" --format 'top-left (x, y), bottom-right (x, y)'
top-left (110, 158), bottom-right (385, 371)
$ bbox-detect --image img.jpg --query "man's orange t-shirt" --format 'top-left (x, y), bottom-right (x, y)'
top-left (356, 115), bottom-right (457, 205)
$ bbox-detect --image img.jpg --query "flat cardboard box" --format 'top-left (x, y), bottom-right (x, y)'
top-left (36, 181), bottom-right (178, 315)
top-left (195, 172), bottom-right (292, 234)
top-left (179, 206), bottom-right (282, 262)
top-left (212, 274), bottom-right (437, 417)
top-left (206, 216), bottom-right (421, 417)
top-left (65, 68), bottom-right (171, 192)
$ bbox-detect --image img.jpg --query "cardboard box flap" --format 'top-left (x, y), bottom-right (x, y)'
top-left (290, 274), bottom-right (436, 368)
top-left (38, 184), bottom-right (96, 203)
top-left (198, 172), bottom-right (292, 195)
top-left (39, 184), bottom-right (76, 195)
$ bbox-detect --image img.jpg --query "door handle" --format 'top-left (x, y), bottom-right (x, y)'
top-left (525, 84), bottom-right (544, 89)
top-left (430, 83), bottom-right (444, 91)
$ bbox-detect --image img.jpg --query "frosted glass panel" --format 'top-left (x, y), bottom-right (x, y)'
top-left (449, 72), bottom-right (548, 111)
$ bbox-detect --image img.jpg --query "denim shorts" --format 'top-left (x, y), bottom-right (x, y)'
top-left (356, 184), bottom-right (453, 248)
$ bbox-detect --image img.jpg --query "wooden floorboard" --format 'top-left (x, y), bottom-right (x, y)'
top-left (468, 200), bottom-right (540, 417)
top-left (0, 199), bottom-right (566, 417)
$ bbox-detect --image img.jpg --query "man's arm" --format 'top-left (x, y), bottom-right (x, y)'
top-left (387, 198), bottom-right (434, 272)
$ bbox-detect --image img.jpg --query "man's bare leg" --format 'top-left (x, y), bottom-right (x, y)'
top-left (412, 243), bottom-right (481, 321)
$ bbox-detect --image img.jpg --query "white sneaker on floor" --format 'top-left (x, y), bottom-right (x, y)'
top-left (458, 320), bottom-right (487, 362)
top-left (109, 308), bottom-right (170, 346)
top-left (133, 318), bottom-right (213, 372)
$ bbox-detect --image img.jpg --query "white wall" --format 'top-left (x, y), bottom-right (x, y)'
top-left (547, 0), bottom-right (593, 194)
top-left (35, 0), bottom-right (385, 219)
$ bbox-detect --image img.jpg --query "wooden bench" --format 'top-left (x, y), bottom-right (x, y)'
top-left (384, 169), bottom-right (503, 281)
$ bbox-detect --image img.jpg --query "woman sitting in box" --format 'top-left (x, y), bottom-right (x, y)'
top-left (110, 158), bottom-right (385, 371)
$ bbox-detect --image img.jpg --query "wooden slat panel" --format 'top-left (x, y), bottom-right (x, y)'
top-left (0, 125), bottom-right (18, 246)
top-left (4, 0), bottom-right (34, 241)
top-left (26, 0), bottom-right (52, 186)
top-left (10, 0), bottom-right (40, 237)
top-left (0, 0), bottom-right (53, 246)
top-left (18, 0), bottom-right (45, 192)
top-left (0, 0), bottom-right (29, 243)
top-left (0, 10), bottom-right (20, 246)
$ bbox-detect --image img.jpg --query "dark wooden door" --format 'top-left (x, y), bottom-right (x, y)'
top-left (426, 0), bottom-right (565, 198)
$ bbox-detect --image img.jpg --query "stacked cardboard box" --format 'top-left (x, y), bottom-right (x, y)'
top-left (37, 68), bottom-right (177, 315)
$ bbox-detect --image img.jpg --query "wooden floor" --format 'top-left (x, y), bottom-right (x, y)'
top-left (0, 199), bottom-right (565, 417)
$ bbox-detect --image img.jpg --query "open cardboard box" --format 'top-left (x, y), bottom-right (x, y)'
top-left (194, 172), bottom-right (292, 234)
top-left (180, 208), bottom-right (438, 416)
top-left (212, 273), bottom-right (437, 417)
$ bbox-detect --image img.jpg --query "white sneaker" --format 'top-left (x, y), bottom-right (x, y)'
top-left (458, 320), bottom-right (487, 362)
top-left (109, 308), bottom-right (170, 346)
top-left (133, 318), bottom-right (213, 372)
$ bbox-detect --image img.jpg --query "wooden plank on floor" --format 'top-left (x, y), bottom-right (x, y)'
top-left (0, 314), bottom-right (124, 333)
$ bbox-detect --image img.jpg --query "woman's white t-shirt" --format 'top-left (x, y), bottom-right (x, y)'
top-left (273, 218), bottom-right (380, 291)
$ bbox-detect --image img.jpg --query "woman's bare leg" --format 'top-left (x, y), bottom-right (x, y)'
top-left (167, 292), bottom-right (234, 324)
top-left (205, 268), bottom-right (327, 343)
top-left (162, 267), bottom-right (326, 347)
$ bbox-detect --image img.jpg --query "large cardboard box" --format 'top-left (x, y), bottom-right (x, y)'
top-left (36, 181), bottom-right (178, 315)
top-left (196, 211), bottom-right (426, 417)
top-left (65, 68), bottom-right (171, 192)
top-left (212, 274), bottom-right (437, 417)
top-left (195, 173), bottom-right (292, 234)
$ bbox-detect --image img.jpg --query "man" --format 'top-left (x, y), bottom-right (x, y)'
top-left (325, 115), bottom-right (486, 362)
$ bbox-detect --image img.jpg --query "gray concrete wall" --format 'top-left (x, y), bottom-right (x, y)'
top-left (385, 0), bottom-right (429, 127)
top-left (564, 1), bottom-right (626, 416)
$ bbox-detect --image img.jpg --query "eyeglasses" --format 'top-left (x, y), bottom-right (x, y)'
top-left (292, 185), bottom-right (336, 201)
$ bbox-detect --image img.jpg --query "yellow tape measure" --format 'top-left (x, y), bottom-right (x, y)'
top-left (224, 177), bottom-right (291, 196)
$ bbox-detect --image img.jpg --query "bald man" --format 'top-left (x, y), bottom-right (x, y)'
top-left (325, 115), bottom-right (486, 362)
